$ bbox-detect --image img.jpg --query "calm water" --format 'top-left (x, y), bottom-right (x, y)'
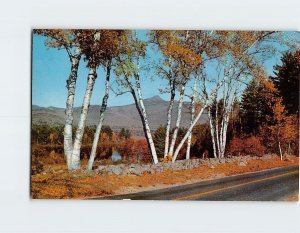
top-left (111, 151), bottom-right (122, 162)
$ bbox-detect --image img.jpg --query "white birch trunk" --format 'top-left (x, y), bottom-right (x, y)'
top-left (70, 67), bottom-right (97, 170)
top-left (172, 34), bottom-right (268, 162)
top-left (168, 84), bottom-right (186, 157)
top-left (186, 80), bottom-right (197, 160)
top-left (87, 61), bottom-right (111, 171)
top-left (164, 80), bottom-right (176, 158)
top-left (219, 118), bottom-right (225, 158)
top-left (220, 112), bottom-right (230, 158)
top-left (279, 141), bottom-right (283, 161)
top-left (172, 75), bottom-right (229, 162)
top-left (124, 76), bottom-right (157, 164)
top-left (208, 107), bottom-right (217, 158)
top-left (134, 74), bottom-right (158, 164)
top-left (215, 102), bottom-right (221, 158)
top-left (64, 47), bottom-right (81, 169)
top-left (211, 92), bottom-right (234, 158)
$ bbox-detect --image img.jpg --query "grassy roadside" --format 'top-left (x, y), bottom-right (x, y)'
top-left (31, 156), bottom-right (299, 199)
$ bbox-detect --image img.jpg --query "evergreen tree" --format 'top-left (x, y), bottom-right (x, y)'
top-left (118, 128), bottom-right (131, 140)
top-left (241, 77), bottom-right (276, 134)
top-left (153, 125), bottom-right (166, 158)
top-left (101, 125), bottom-right (113, 139)
top-left (271, 51), bottom-right (300, 115)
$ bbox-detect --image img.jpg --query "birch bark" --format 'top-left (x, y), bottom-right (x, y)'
top-left (64, 47), bottom-right (81, 168)
top-left (70, 67), bottom-right (97, 170)
top-left (279, 141), bottom-right (283, 161)
top-left (172, 75), bottom-right (229, 162)
top-left (186, 79), bottom-right (197, 160)
top-left (215, 101), bottom-right (221, 157)
top-left (168, 84), bottom-right (186, 156)
top-left (208, 107), bottom-right (217, 158)
top-left (87, 60), bottom-right (112, 171)
top-left (134, 73), bottom-right (159, 164)
top-left (164, 79), bottom-right (176, 158)
top-left (172, 31), bottom-right (273, 162)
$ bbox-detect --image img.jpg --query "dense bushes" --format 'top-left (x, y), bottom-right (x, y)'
top-left (227, 136), bottom-right (266, 157)
top-left (152, 124), bottom-right (213, 160)
top-left (190, 123), bottom-right (212, 159)
top-left (118, 139), bottom-right (152, 163)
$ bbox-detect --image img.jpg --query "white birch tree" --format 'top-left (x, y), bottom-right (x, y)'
top-left (150, 30), bottom-right (202, 158)
top-left (86, 30), bottom-right (125, 171)
top-left (70, 66), bottom-right (97, 170)
top-left (87, 59), bottom-right (112, 171)
top-left (70, 30), bottom-right (123, 170)
top-left (114, 31), bottom-right (159, 164)
top-left (172, 31), bottom-right (277, 162)
top-left (206, 63), bottom-right (243, 158)
top-left (186, 78), bottom-right (197, 159)
top-left (33, 30), bottom-right (82, 169)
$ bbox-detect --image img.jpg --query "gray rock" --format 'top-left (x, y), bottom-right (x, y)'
top-left (238, 161), bottom-right (247, 166)
top-left (94, 155), bottom-right (266, 175)
top-left (218, 158), bottom-right (226, 164)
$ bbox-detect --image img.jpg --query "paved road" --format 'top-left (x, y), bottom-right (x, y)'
top-left (94, 165), bottom-right (299, 201)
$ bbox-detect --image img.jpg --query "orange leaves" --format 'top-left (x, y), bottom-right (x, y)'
top-left (49, 132), bottom-right (59, 144)
top-left (280, 115), bottom-right (298, 142)
top-left (75, 29), bottom-right (124, 67)
top-left (100, 132), bottom-right (110, 143)
top-left (256, 76), bottom-right (280, 114)
top-left (34, 29), bottom-right (74, 49)
top-left (272, 100), bottom-right (285, 122)
top-left (118, 138), bottom-right (151, 163)
top-left (152, 30), bottom-right (202, 70)
top-left (159, 155), bottom-right (173, 163)
top-left (257, 76), bottom-right (299, 154)
top-left (31, 155), bottom-right (299, 199)
top-left (228, 136), bottom-right (266, 157)
top-left (258, 76), bottom-right (277, 93)
top-left (163, 41), bottom-right (202, 68)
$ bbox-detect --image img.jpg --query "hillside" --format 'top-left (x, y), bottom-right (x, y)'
top-left (32, 95), bottom-right (208, 136)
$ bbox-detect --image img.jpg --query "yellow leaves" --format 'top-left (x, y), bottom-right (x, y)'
top-left (40, 185), bottom-right (69, 199)
top-left (258, 76), bottom-right (298, 146)
top-left (34, 29), bottom-right (74, 49)
top-left (259, 76), bottom-right (276, 92)
top-left (100, 132), bottom-right (110, 143)
top-left (49, 150), bottom-right (56, 159)
top-left (49, 132), bottom-right (58, 144)
top-left (256, 76), bottom-right (280, 113)
top-left (75, 29), bottom-right (125, 67)
top-left (272, 100), bottom-right (285, 121)
top-left (152, 30), bottom-right (202, 70)
top-left (281, 115), bottom-right (298, 141)
top-left (159, 155), bottom-right (173, 163)
top-left (163, 42), bottom-right (202, 68)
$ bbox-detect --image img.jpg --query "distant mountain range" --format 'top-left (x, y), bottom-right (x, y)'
top-left (32, 95), bottom-right (208, 136)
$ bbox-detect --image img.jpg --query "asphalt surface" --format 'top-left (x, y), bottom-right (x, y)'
top-left (93, 165), bottom-right (299, 201)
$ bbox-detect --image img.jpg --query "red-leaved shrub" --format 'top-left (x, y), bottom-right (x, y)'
top-left (118, 139), bottom-right (151, 163)
top-left (228, 136), bottom-right (265, 157)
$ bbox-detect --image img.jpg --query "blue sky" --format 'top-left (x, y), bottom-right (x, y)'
top-left (32, 30), bottom-right (299, 108)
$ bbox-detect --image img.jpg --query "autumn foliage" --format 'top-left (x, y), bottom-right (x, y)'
top-left (118, 139), bottom-right (152, 163)
top-left (227, 136), bottom-right (266, 157)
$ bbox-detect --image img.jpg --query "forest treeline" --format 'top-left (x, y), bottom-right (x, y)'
top-left (32, 29), bottom-right (299, 171)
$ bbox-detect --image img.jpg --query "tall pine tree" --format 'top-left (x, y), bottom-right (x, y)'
top-left (271, 51), bottom-right (300, 115)
top-left (153, 125), bottom-right (166, 158)
top-left (241, 77), bottom-right (276, 134)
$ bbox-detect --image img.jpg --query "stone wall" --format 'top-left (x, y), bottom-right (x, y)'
top-left (95, 154), bottom-right (279, 176)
